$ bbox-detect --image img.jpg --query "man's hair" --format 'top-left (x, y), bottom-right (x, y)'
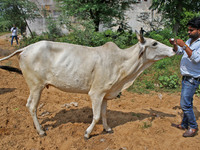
top-left (187, 16), bottom-right (200, 29)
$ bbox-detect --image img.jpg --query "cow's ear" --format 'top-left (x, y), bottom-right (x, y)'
top-left (135, 28), bottom-right (145, 44)
top-left (139, 46), bottom-right (145, 58)
top-left (135, 30), bottom-right (140, 40)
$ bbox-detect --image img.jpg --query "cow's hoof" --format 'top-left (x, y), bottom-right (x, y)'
top-left (39, 131), bottom-right (46, 137)
top-left (107, 130), bottom-right (114, 134)
top-left (84, 131), bottom-right (90, 140)
top-left (84, 136), bottom-right (90, 141)
top-left (102, 129), bottom-right (114, 134)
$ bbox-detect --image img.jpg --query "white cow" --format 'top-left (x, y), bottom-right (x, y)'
top-left (0, 31), bottom-right (175, 139)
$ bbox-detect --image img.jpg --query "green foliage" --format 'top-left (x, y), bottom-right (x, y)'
top-left (65, 30), bottom-right (136, 48)
top-left (195, 85), bottom-right (200, 97)
top-left (56, 21), bottom-right (137, 48)
top-left (0, 18), bottom-right (11, 32)
top-left (158, 75), bottom-right (179, 89)
top-left (150, 0), bottom-right (200, 35)
top-left (46, 17), bottom-right (62, 40)
top-left (56, 0), bottom-right (138, 31)
top-left (0, 0), bottom-right (39, 34)
top-left (20, 32), bottom-right (48, 47)
top-left (141, 122), bottom-right (152, 129)
top-left (146, 28), bottom-right (177, 46)
top-left (21, 26), bottom-right (137, 50)
top-left (145, 80), bottom-right (155, 90)
top-left (178, 11), bottom-right (200, 39)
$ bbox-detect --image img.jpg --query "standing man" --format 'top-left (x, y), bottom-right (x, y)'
top-left (170, 17), bottom-right (200, 137)
top-left (11, 24), bottom-right (18, 46)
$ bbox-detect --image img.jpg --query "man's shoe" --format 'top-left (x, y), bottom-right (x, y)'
top-left (171, 123), bottom-right (188, 130)
top-left (183, 128), bottom-right (198, 137)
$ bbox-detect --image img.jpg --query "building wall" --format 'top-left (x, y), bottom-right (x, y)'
top-left (26, 0), bottom-right (159, 36)
top-left (27, 0), bottom-right (60, 35)
top-left (127, 0), bottom-right (156, 32)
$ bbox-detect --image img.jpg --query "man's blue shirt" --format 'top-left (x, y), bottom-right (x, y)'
top-left (176, 38), bottom-right (200, 78)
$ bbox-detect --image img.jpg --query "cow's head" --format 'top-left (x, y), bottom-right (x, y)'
top-left (136, 28), bottom-right (175, 61)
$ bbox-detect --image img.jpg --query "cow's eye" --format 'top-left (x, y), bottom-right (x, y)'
top-left (152, 42), bottom-right (158, 46)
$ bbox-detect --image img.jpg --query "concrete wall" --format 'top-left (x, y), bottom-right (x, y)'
top-left (127, 0), bottom-right (156, 31)
top-left (27, 0), bottom-right (59, 35)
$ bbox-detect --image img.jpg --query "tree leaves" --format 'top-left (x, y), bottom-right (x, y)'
top-left (56, 0), bottom-right (138, 31)
top-left (0, 0), bottom-right (39, 32)
top-left (149, 0), bottom-right (200, 35)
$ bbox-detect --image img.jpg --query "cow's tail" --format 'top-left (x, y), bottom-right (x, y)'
top-left (0, 49), bottom-right (24, 75)
top-left (0, 49), bottom-right (24, 62)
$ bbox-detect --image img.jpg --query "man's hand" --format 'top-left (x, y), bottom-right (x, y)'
top-left (176, 39), bottom-right (186, 47)
top-left (170, 39), bottom-right (192, 57)
top-left (169, 38), bottom-right (186, 47)
top-left (169, 38), bottom-right (178, 52)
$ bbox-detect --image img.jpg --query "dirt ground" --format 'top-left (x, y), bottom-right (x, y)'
top-left (0, 35), bottom-right (200, 150)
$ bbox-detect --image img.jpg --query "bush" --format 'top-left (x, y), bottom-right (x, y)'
top-left (146, 28), bottom-right (178, 45)
top-left (20, 32), bottom-right (47, 47)
top-left (57, 29), bottom-right (137, 49)
top-left (158, 74), bottom-right (180, 89)
top-left (0, 18), bottom-right (11, 32)
top-left (195, 85), bottom-right (200, 97)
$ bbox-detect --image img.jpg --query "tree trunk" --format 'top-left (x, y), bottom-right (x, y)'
top-left (173, 22), bottom-right (180, 36)
top-left (16, 6), bottom-right (34, 38)
top-left (90, 9), bottom-right (100, 32)
top-left (24, 18), bottom-right (34, 38)
top-left (173, 2), bottom-right (182, 36)
top-left (94, 19), bottom-right (100, 32)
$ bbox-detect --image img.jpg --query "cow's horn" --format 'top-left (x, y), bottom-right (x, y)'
top-left (140, 28), bottom-right (145, 44)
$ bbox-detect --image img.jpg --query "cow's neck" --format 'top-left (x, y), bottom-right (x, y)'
top-left (119, 43), bottom-right (154, 90)
top-left (104, 43), bottom-right (155, 99)
top-left (124, 43), bottom-right (152, 75)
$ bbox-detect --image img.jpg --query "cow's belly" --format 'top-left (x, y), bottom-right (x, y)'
top-left (46, 68), bottom-right (93, 94)
top-left (49, 77), bottom-right (91, 94)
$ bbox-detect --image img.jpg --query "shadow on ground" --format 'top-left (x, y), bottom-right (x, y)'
top-left (0, 88), bottom-right (16, 95)
top-left (41, 106), bottom-right (176, 130)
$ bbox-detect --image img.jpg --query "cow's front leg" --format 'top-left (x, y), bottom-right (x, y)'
top-left (101, 99), bottom-right (113, 133)
top-left (84, 92), bottom-right (105, 139)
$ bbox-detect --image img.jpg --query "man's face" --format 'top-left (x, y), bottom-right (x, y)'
top-left (188, 26), bottom-right (200, 39)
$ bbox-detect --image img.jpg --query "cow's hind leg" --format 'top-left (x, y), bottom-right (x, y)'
top-left (84, 92), bottom-right (105, 139)
top-left (26, 86), bottom-right (45, 136)
top-left (101, 100), bottom-right (113, 133)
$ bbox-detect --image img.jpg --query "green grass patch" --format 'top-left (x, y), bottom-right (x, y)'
top-left (141, 121), bottom-right (152, 129)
